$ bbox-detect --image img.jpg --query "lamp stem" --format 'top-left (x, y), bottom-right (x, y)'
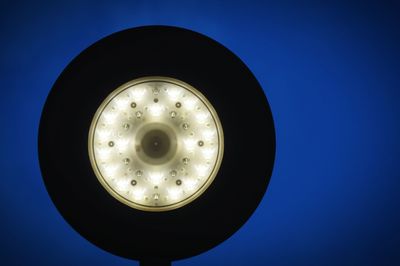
top-left (140, 260), bottom-right (171, 266)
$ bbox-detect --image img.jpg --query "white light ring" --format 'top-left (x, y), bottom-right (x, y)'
top-left (88, 76), bottom-right (224, 212)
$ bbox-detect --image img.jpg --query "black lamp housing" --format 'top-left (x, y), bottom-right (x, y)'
top-left (38, 26), bottom-right (275, 266)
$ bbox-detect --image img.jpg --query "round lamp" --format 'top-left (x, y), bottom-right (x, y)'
top-left (38, 26), bottom-right (275, 266)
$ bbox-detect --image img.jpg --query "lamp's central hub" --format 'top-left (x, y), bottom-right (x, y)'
top-left (141, 129), bottom-right (170, 159)
top-left (135, 123), bottom-right (177, 165)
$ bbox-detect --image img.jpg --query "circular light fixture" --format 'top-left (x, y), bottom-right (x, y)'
top-left (38, 26), bottom-right (275, 265)
top-left (88, 77), bottom-right (223, 211)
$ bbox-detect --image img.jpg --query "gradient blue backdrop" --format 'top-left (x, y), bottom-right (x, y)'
top-left (1, 1), bottom-right (399, 265)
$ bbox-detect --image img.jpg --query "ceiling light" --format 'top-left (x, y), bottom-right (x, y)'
top-left (38, 25), bottom-right (275, 266)
top-left (88, 77), bottom-right (223, 211)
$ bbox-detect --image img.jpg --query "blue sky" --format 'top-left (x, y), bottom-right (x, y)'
top-left (0, 1), bottom-right (399, 265)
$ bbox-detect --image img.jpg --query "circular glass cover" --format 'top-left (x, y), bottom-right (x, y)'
top-left (88, 77), bottom-right (224, 211)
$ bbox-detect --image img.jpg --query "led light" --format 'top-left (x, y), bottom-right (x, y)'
top-left (115, 179), bottom-right (129, 191)
top-left (89, 77), bottom-right (224, 212)
top-left (183, 97), bottom-right (197, 110)
top-left (152, 87), bottom-right (160, 95)
top-left (114, 98), bottom-right (129, 110)
top-left (182, 123), bottom-right (189, 130)
top-left (135, 170), bottom-right (143, 177)
top-left (96, 147), bottom-right (111, 160)
top-left (115, 138), bottom-right (130, 152)
top-left (195, 165), bottom-right (209, 177)
top-left (170, 111), bottom-right (177, 118)
top-left (103, 112), bottom-right (118, 124)
top-left (184, 138), bottom-right (197, 151)
top-left (195, 112), bottom-right (209, 124)
top-left (149, 172), bottom-right (163, 185)
top-left (202, 129), bottom-right (215, 141)
top-left (184, 178), bottom-right (198, 191)
top-left (182, 157), bottom-right (190, 165)
top-left (130, 87), bottom-right (146, 100)
top-left (132, 187), bottom-right (145, 201)
top-left (135, 111), bottom-right (143, 118)
top-left (148, 104), bottom-right (164, 117)
top-left (202, 147), bottom-right (216, 160)
top-left (102, 164), bottom-right (119, 177)
top-left (95, 130), bottom-right (111, 142)
top-left (167, 187), bottom-right (182, 200)
top-left (167, 87), bottom-right (181, 100)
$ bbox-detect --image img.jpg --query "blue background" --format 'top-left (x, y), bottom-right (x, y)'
top-left (0, 1), bottom-right (399, 265)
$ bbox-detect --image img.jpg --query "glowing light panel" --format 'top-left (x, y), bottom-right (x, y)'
top-left (88, 77), bottom-right (223, 211)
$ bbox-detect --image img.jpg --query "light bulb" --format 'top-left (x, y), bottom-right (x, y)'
top-left (88, 77), bottom-right (224, 211)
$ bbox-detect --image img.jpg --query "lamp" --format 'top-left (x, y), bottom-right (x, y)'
top-left (39, 26), bottom-right (275, 266)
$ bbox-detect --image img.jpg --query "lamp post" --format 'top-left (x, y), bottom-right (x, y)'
top-left (39, 26), bottom-right (275, 266)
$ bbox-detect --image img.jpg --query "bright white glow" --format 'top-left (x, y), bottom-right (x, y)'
top-left (202, 147), bottom-right (216, 160)
top-left (115, 138), bottom-right (130, 152)
top-left (115, 179), bottom-right (129, 191)
top-left (132, 188), bottom-right (146, 201)
top-left (148, 104), bottom-right (164, 116)
top-left (95, 130), bottom-right (111, 142)
top-left (167, 187), bottom-right (182, 200)
top-left (96, 147), bottom-right (111, 160)
top-left (184, 138), bottom-right (196, 151)
top-left (130, 87), bottom-right (146, 100)
top-left (114, 98), bottom-right (129, 110)
top-left (195, 112), bottom-right (209, 124)
top-left (184, 178), bottom-right (198, 191)
top-left (183, 97), bottom-right (197, 110)
top-left (195, 165), bottom-right (210, 177)
top-left (102, 164), bottom-right (119, 177)
top-left (90, 77), bottom-right (223, 211)
top-left (166, 87), bottom-right (181, 100)
top-left (202, 129), bottom-right (215, 141)
top-left (149, 172), bottom-right (163, 185)
top-left (102, 112), bottom-right (118, 124)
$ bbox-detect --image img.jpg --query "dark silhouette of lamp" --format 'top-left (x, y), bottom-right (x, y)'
top-left (38, 26), bottom-right (275, 266)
